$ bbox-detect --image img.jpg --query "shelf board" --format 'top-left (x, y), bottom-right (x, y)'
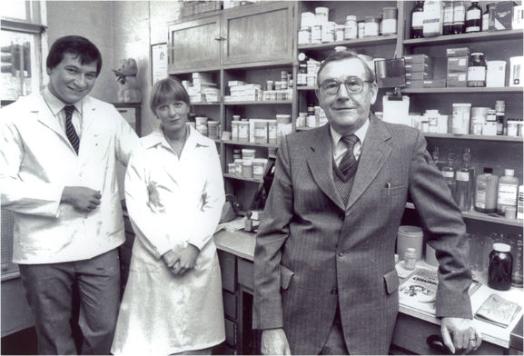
top-left (169, 66), bottom-right (221, 75)
top-left (423, 133), bottom-right (523, 142)
top-left (223, 173), bottom-right (262, 184)
top-left (402, 87), bottom-right (523, 94)
top-left (403, 29), bottom-right (523, 46)
top-left (224, 100), bottom-right (292, 106)
top-left (297, 86), bottom-right (317, 91)
top-left (190, 102), bottom-right (221, 106)
top-left (405, 202), bottom-right (523, 227)
top-left (298, 35), bottom-right (397, 50)
top-left (222, 139), bottom-right (278, 148)
top-left (223, 60), bottom-right (294, 70)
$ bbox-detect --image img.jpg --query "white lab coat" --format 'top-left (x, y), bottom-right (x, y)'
top-left (0, 93), bottom-right (139, 264)
top-left (111, 127), bottom-right (225, 355)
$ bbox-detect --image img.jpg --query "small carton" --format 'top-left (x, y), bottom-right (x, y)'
top-left (405, 62), bottom-right (430, 73)
top-left (447, 56), bottom-right (469, 72)
top-left (494, 1), bottom-right (515, 30)
top-left (406, 71), bottom-right (432, 80)
top-left (404, 54), bottom-right (432, 65)
top-left (446, 47), bottom-right (470, 57)
top-left (446, 72), bottom-right (467, 87)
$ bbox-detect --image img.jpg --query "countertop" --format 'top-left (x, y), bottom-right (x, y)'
top-left (213, 223), bottom-right (523, 350)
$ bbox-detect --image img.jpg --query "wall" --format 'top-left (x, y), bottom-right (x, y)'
top-left (46, 1), bottom-right (182, 135)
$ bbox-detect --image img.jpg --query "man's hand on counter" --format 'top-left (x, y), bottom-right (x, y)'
top-left (441, 317), bottom-right (482, 354)
top-left (261, 328), bottom-right (291, 355)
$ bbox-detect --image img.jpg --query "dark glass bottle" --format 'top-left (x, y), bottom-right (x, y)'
top-left (488, 243), bottom-right (513, 291)
top-left (443, 1), bottom-right (454, 35)
top-left (452, 1), bottom-right (466, 34)
top-left (465, 1), bottom-right (482, 33)
top-left (410, 1), bottom-right (424, 38)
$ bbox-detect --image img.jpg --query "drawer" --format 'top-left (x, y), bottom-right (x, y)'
top-left (223, 290), bottom-right (237, 320)
top-left (392, 313), bottom-right (505, 355)
top-left (218, 251), bottom-right (236, 293)
top-left (225, 318), bottom-right (237, 347)
top-left (237, 258), bottom-right (254, 291)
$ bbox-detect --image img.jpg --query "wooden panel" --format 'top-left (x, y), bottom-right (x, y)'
top-left (225, 318), bottom-right (237, 347)
top-left (223, 290), bottom-right (237, 320)
top-left (218, 250), bottom-right (237, 293)
top-left (168, 15), bottom-right (221, 72)
top-left (1, 278), bottom-right (34, 337)
top-left (392, 313), bottom-right (505, 355)
top-left (237, 257), bottom-right (254, 291)
top-left (222, 2), bottom-right (294, 65)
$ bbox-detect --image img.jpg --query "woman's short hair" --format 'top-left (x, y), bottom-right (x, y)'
top-left (46, 35), bottom-right (102, 76)
top-left (150, 78), bottom-right (190, 113)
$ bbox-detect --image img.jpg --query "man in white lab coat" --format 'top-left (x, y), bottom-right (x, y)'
top-left (0, 35), bottom-right (139, 354)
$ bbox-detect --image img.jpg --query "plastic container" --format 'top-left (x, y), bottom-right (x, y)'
top-left (475, 167), bottom-right (499, 213)
top-left (241, 148), bottom-right (256, 160)
top-left (207, 121), bottom-right (219, 139)
top-left (364, 16), bottom-right (379, 37)
top-left (497, 169), bottom-right (519, 216)
top-left (344, 15), bottom-right (358, 40)
top-left (241, 160), bottom-right (253, 178)
top-left (452, 103), bottom-right (471, 134)
top-left (488, 242), bottom-right (513, 291)
top-left (381, 7), bottom-right (398, 35)
top-left (397, 225), bottom-right (424, 261)
top-left (486, 60), bottom-right (506, 87)
top-left (404, 248), bottom-right (417, 270)
top-left (252, 158), bottom-right (267, 179)
top-left (238, 121), bottom-right (249, 142)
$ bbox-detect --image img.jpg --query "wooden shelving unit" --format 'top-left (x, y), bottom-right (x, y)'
top-left (422, 133), bottom-right (523, 142)
top-left (222, 140), bottom-right (279, 148)
top-left (298, 35), bottom-right (398, 50)
top-left (402, 87), bottom-right (524, 94)
top-left (223, 173), bottom-right (262, 184)
top-left (402, 29), bottom-right (523, 46)
top-left (224, 100), bottom-right (293, 106)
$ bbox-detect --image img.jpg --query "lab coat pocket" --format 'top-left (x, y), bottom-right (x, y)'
top-left (383, 269), bottom-right (399, 295)
top-left (280, 265), bottom-right (295, 290)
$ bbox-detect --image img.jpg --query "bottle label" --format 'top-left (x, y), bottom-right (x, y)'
top-left (456, 171), bottom-right (470, 182)
top-left (442, 171), bottom-right (454, 178)
top-left (498, 183), bottom-right (518, 205)
top-left (412, 12), bottom-right (424, 27)
top-left (454, 6), bottom-right (465, 21)
top-left (466, 8), bottom-right (481, 20)
top-left (468, 66), bottom-right (486, 81)
top-left (482, 14), bottom-right (489, 31)
top-left (444, 7), bottom-right (454, 23)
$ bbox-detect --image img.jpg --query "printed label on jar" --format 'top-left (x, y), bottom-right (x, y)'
top-left (468, 66), bottom-right (486, 81)
top-left (475, 192), bottom-right (487, 209)
top-left (456, 171), bottom-right (470, 182)
top-left (442, 171), bottom-right (454, 178)
top-left (412, 12), bottom-right (424, 27)
top-left (498, 184), bottom-right (518, 205)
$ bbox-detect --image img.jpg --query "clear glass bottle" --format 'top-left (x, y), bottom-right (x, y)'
top-left (443, 1), bottom-right (454, 35)
top-left (475, 167), bottom-right (498, 213)
top-left (482, 3), bottom-right (496, 31)
top-left (455, 148), bottom-right (474, 211)
top-left (411, 0), bottom-right (425, 38)
top-left (496, 100), bottom-right (506, 136)
top-left (452, 1), bottom-right (466, 34)
top-left (465, 1), bottom-right (482, 33)
top-left (497, 169), bottom-right (519, 216)
top-left (442, 152), bottom-right (456, 199)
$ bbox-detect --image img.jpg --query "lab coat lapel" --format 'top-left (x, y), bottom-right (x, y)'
top-left (306, 124), bottom-right (345, 212)
top-left (32, 95), bottom-right (71, 146)
top-left (346, 117), bottom-right (392, 211)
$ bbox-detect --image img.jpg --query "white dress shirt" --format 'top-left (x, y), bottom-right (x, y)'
top-left (330, 118), bottom-right (370, 166)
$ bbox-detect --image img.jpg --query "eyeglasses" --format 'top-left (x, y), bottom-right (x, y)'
top-left (319, 77), bottom-right (372, 96)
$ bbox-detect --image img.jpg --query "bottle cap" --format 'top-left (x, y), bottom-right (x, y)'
top-left (493, 243), bottom-right (511, 253)
top-left (504, 169), bottom-right (515, 176)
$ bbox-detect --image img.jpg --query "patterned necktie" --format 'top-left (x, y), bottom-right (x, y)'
top-left (338, 134), bottom-right (359, 180)
top-left (63, 105), bottom-right (80, 154)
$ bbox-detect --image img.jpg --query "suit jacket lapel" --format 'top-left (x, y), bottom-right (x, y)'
top-left (346, 117), bottom-right (392, 211)
top-left (306, 124), bottom-right (345, 212)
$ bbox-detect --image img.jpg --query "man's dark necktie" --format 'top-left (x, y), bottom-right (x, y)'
top-left (337, 134), bottom-right (359, 181)
top-left (63, 105), bottom-right (80, 154)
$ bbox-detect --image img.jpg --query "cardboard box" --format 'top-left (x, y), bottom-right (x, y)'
top-left (404, 54), bottom-right (432, 65)
top-left (406, 71), bottom-right (432, 80)
top-left (447, 56), bottom-right (469, 72)
top-left (494, 1), bottom-right (515, 30)
top-left (423, 79), bottom-right (446, 88)
top-left (405, 62), bottom-right (430, 72)
top-left (446, 72), bottom-right (467, 87)
top-left (446, 47), bottom-right (470, 57)
top-left (405, 80), bottom-right (424, 88)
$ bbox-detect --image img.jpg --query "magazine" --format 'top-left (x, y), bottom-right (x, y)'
top-left (475, 293), bottom-right (523, 328)
top-left (399, 268), bottom-right (439, 314)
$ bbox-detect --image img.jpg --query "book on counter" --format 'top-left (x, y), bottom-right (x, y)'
top-left (475, 293), bottom-right (523, 329)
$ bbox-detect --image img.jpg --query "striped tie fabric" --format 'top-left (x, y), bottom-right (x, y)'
top-left (338, 134), bottom-right (359, 180)
top-left (63, 105), bottom-right (80, 154)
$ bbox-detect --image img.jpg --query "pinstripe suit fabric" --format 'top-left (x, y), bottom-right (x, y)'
top-left (253, 117), bottom-right (472, 355)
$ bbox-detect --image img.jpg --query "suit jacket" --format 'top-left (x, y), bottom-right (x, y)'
top-left (253, 117), bottom-right (472, 355)
top-left (0, 93), bottom-right (139, 264)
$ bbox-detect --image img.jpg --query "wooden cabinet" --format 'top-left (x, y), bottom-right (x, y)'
top-left (221, 2), bottom-right (295, 67)
top-left (168, 15), bottom-right (222, 73)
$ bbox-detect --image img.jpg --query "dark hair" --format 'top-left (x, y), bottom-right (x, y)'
top-left (316, 50), bottom-right (376, 86)
top-left (46, 36), bottom-right (102, 76)
top-left (150, 78), bottom-right (190, 113)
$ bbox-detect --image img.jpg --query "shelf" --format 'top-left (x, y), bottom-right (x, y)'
top-left (403, 29), bottom-right (523, 46)
top-left (298, 35), bottom-right (397, 50)
top-left (169, 66), bottom-right (222, 75)
top-left (223, 60), bottom-right (294, 70)
top-left (191, 102), bottom-right (221, 106)
top-left (405, 202), bottom-right (523, 227)
top-left (423, 133), bottom-right (523, 142)
top-left (297, 86), bottom-right (317, 91)
top-left (224, 100), bottom-right (292, 106)
top-left (402, 87), bottom-right (523, 94)
top-left (223, 173), bottom-right (262, 184)
top-left (222, 139), bottom-right (278, 148)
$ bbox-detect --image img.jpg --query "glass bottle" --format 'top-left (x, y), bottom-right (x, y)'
top-left (441, 152), bottom-right (456, 199)
top-left (452, 1), bottom-right (466, 34)
top-left (465, 1), bottom-right (482, 33)
top-left (482, 3), bottom-right (496, 31)
top-left (488, 242), bottom-right (513, 291)
top-left (410, 1), bottom-right (425, 38)
top-left (467, 52), bottom-right (486, 87)
top-left (443, 1), bottom-right (454, 35)
top-left (475, 167), bottom-right (498, 213)
top-left (455, 148), bottom-right (474, 211)
top-left (495, 100), bottom-right (506, 136)
top-left (431, 145), bottom-right (442, 170)
top-left (497, 169), bottom-right (519, 217)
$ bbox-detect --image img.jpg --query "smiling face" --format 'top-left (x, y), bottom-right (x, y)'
top-left (47, 52), bottom-right (98, 104)
top-left (316, 57), bottom-right (377, 135)
top-left (155, 100), bottom-right (189, 137)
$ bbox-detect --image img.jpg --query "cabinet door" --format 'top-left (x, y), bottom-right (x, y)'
top-left (221, 2), bottom-right (295, 66)
top-left (168, 15), bottom-right (221, 72)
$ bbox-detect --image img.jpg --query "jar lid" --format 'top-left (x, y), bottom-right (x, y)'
top-left (493, 243), bottom-right (511, 253)
top-left (471, 52), bottom-right (484, 56)
top-left (504, 169), bottom-right (515, 176)
top-left (398, 225), bottom-right (423, 238)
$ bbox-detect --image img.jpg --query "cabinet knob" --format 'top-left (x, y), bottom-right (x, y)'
top-left (214, 36), bottom-right (226, 41)
top-left (426, 335), bottom-right (452, 354)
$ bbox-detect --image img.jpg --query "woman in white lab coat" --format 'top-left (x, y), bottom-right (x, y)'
top-left (111, 78), bottom-right (225, 355)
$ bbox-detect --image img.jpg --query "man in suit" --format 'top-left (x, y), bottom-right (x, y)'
top-left (253, 50), bottom-right (482, 355)
top-left (0, 35), bottom-right (139, 354)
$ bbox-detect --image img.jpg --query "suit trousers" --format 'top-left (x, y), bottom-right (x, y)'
top-left (19, 249), bottom-right (120, 355)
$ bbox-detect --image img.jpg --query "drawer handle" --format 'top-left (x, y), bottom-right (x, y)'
top-left (426, 334), bottom-right (452, 354)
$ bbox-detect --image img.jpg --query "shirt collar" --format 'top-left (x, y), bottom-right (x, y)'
top-left (42, 87), bottom-right (82, 115)
top-left (330, 118), bottom-right (370, 148)
top-left (144, 125), bottom-right (211, 150)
